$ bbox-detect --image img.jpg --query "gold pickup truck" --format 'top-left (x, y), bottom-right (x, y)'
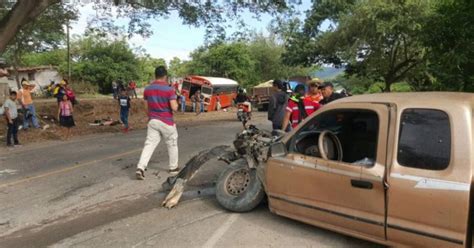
top-left (215, 92), bottom-right (473, 247)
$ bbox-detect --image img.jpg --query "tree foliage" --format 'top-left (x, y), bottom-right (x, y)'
top-left (419, 0), bottom-right (474, 91)
top-left (176, 35), bottom-right (315, 88)
top-left (2, 3), bottom-right (75, 87)
top-left (285, 0), bottom-right (434, 92)
top-left (283, 0), bottom-right (473, 93)
top-left (136, 56), bottom-right (166, 84)
top-left (21, 49), bottom-right (66, 67)
top-left (67, 34), bottom-right (141, 93)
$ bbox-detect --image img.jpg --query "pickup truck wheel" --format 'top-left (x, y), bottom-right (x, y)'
top-left (216, 160), bottom-right (265, 212)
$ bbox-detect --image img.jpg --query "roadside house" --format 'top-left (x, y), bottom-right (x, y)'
top-left (3, 66), bottom-right (62, 92)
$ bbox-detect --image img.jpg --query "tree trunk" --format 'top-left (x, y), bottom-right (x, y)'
top-left (384, 81), bottom-right (392, 92)
top-left (0, 0), bottom-right (59, 53)
top-left (13, 51), bottom-right (20, 89)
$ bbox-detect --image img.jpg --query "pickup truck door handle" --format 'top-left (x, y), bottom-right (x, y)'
top-left (351, 179), bottom-right (373, 189)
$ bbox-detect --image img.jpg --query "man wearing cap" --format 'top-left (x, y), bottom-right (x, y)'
top-left (319, 82), bottom-right (345, 105)
top-left (18, 79), bottom-right (41, 129)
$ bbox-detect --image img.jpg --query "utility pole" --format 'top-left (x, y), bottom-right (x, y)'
top-left (67, 18), bottom-right (71, 81)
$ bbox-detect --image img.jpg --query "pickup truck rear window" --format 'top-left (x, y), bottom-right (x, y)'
top-left (398, 109), bottom-right (451, 170)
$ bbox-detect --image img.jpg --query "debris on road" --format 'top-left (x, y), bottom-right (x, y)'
top-left (88, 118), bottom-right (120, 126)
top-left (161, 145), bottom-right (235, 209)
top-left (161, 124), bottom-right (283, 209)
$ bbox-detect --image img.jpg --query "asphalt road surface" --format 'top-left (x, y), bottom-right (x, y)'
top-left (0, 113), bottom-right (381, 248)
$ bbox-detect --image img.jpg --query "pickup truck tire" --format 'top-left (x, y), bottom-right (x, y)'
top-left (216, 159), bottom-right (265, 212)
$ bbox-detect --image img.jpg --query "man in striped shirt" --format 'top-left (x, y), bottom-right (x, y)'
top-left (136, 66), bottom-right (179, 180)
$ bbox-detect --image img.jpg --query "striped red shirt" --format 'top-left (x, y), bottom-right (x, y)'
top-left (144, 80), bottom-right (177, 126)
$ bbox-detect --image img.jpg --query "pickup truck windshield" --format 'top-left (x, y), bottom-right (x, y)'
top-left (291, 109), bottom-right (379, 165)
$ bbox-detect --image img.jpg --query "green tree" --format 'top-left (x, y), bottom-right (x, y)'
top-left (21, 49), bottom-right (67, 67)
top-left (186, 42), bottom-right (256, 87)
top-left (137, 56), bottom-right (166, 84)
top-left (419, 0), bottom-right (474, 91)
top-left (168, 57), bottom-right (189, 79)
top-left (284, 0), bottom-right (434, 92)
top-left (3, 4), bottom-right (75, 87)
top-left (68, 35), bottom-right (141, 93)
top-left (247, 34), bottom-right (315, 84)
top-left (183, 35), bottom-right (315, 88)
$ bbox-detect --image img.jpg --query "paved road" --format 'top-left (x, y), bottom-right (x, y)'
top-left (0, 114), bottom-right (381, 248)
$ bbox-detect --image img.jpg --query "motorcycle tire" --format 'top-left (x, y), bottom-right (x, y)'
top-left (216, 159), bottom-right (265, 212)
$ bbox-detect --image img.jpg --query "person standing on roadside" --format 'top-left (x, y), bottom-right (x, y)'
top-left (319, 82), bottom-right (345, 105)
top-left (216, 93), bottom-right (222, 111)
top-left (65, 83), bottom-right (77, 106)
top-left (191, 90), bottom-right (204, 114)
top-left (112, 81), bottom-right (118, 99)
top-left (136, 66), bottom-right (179, 180)
top-left (305, 80), bottom-right (324, 104)
top-left (128, 80), bottom-right (138, 99)
top-left (58, 94), bottom-right (75, 140)
top-left (118, 89), bottom-right (131, 132)
top-left (54, 80), bottom-right (67, 105)
top-left (268, 80), bottom-right (289, 133)
top-left (282, 84), bottom-right (320, 131)
top-left (4, 91), bottom-right (21, 147)
top-left (18, 79), bottom-right (41, 130)
top-left (176, 88), bottom-right (186, 113)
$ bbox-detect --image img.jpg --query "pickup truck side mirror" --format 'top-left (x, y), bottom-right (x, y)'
top-left (270, 141), bottom-right (287, 157)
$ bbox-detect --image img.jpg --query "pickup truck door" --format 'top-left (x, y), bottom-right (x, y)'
top-left (387, 108), bottom-right (472, 247)
top-left (266, 103), bottom-right (389, 242)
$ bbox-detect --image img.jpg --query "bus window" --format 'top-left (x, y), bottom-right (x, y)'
top-left (201, 86), bottom-right (213, 95)
top-left (182, 81), bottom-right (191, 91)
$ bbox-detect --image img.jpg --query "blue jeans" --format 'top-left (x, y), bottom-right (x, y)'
top-left (7, 118), bottom-right (19, 145)
top-left (192, 102), bottom-right (203, 113)
top-left (120, 108), bottom-right (129, 128)
top-left (180, 95), bottom-right (186, 112)
top-left (23, 104), bottom-right (40, 129)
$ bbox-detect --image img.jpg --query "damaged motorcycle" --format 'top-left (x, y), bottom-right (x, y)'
top-left (161, 123), bottom-right (284, 211)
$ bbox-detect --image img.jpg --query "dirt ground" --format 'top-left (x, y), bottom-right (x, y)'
top-left (0, 98), bottom-right (243, 144)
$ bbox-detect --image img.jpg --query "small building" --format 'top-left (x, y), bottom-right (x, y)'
top-left (0, 82), bottom-right (8, 103)
top-left (2, 66), bottom-right (62, 92)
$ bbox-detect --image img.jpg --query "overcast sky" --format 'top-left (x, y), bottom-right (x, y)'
top-left (70, 2), bottom-right (312, 62)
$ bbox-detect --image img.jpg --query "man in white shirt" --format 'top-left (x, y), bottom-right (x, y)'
top-left (3, 91), bottom-right (20, 147)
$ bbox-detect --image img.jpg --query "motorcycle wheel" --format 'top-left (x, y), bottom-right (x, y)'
top-left (216, 159), bottom-right (265, 212)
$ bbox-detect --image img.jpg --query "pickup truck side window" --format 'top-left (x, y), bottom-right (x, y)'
top-left (290, 109), bottom-right (379, 167)
top-left (398, 109), bottom-right (451, 170)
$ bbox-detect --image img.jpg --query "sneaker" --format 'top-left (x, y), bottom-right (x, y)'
top-left (122, 127), bottom-right (129, 133)
top-left (14, 144), bottom-right (22, 148)
top-left (168, 168), bottom-right (180, 176)
top-left (136, 169), bottom-right (145, 180)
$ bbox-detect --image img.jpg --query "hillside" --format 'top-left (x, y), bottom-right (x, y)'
top-left (312, 67), bottom-right (345, 80)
